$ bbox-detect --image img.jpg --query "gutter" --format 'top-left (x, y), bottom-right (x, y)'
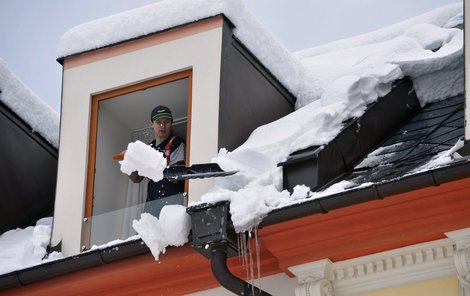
top-left (1, 160), bottom-right (470, 292)
top-left (0, 238), bottom-right (148, 290)
top-left (259, 158), bottom-right (470, 227)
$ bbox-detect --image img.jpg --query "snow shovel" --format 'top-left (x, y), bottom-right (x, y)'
top-left (112, 151), bottom-right (237, 180)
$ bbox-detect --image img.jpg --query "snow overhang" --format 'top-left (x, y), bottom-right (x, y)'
top-left (57, 0), bottom-right (318, 106)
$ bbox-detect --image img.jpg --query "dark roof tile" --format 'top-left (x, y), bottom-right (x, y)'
top-left (349, 94), bottom-right (464, 185)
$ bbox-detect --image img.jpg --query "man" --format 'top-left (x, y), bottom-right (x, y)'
top-left (130, 105), bottom-right (185, 201)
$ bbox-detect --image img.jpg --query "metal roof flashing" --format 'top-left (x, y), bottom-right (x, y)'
top-left (280, 77), bottom-right (421, 193)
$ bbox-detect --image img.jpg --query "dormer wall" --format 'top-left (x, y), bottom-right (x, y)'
top-left (53, 17), bottom-right (225, 255)
top-left (53, 15), bottom-right (295, 256)
top-left (218, 20), bottom-right (295, 151)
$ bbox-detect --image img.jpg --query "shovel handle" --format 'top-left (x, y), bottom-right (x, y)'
top-left (112, 151), bottom-right (126, 161)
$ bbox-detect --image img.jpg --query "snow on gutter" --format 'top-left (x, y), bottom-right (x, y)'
top-left (2, 159), bottom-right (470, 291)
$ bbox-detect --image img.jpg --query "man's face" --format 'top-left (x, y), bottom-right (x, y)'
top-left (151, 117), bottom-right (172, 140)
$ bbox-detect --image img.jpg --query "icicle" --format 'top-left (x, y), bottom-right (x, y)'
top-left (236, 229), bottom-right (264, 294)
top-left (237, 232), bottom-right (242, 263)
top-left (241, 232), bottom-right (249, 281)
top-left (254, 227), bottom-right (261, 292)
top-left (248, 230), bottom-right (256, 295)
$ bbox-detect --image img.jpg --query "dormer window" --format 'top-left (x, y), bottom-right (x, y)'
top-left (82, 71), bottom-right (191, 248)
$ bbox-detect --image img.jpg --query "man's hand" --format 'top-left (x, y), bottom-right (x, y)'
top-left (129, 171), bottom-right (144, 183)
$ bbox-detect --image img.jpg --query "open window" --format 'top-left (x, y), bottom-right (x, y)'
top-left (83, 70), bottom-right (191, 248)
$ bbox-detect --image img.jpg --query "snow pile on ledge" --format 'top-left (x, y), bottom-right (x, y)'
top-left (132, 205), bottom-right (191, 260)
top-left (0, 218), bottom-right (63, 275)
top-left (58, 0), bottom-right (320, 107)
top-left (0, 58), bottom-right (60, 148)
top-left (120, 140), bottom-right (167, 182)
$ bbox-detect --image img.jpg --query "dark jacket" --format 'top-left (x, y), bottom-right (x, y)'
top-left (146, 135), bottom-right (185, 201)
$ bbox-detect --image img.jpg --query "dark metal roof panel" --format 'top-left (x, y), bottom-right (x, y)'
top-left (349, 94), bottom-right (464, 185)
top-left (0, 102), bottom-right (58, 234)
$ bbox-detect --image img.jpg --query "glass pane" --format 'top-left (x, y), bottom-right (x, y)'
top-left (84, 193), bottom-right (186, 248)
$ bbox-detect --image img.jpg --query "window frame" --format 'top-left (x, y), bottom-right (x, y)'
top-left (82, 69), bottom-right (192, 249)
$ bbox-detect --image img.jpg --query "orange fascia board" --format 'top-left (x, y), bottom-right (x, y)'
top-left (63, 15), bottom-right (224, 70)
top-left (259, 176), bottom-right (470, 271)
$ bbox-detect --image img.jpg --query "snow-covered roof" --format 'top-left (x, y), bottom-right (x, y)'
top-left (1, 1), bottom-right (463, 274)
top-left (0, 218), bottom-right (63, 275)
top-left (57, 0), bottom-right (319, 108)
top-left (0, 58), bottom-right (60, 148)
top-left (199, 3), bottom-right (464, 232)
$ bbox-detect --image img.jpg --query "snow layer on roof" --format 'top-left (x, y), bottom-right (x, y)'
top-left (57, 0), bottom-right (320, 107)
top-left (296, 3), bottom-right (463, 105)
top-left (0, 218), bottom-right (63, 275)
top-left (0, 58), bottom-right (60, 148)
top-left (197, 3), bottom-right (464, 232)
top-left (222, 3), bottom-right (463, 167)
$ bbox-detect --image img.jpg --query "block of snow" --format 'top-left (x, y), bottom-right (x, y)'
top-left (120, 140), bottom-right (167, 182)
top-left (132, 205), bottom-right (190, 261)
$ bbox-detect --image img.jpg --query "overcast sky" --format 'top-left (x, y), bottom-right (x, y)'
top-left (0, 0), bottom-right (460, 112)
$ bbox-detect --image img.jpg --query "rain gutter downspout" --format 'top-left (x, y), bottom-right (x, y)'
top-left (211, 246), bottom-right (272, 296)
top-left (186, 201), bottom-right (272, 296)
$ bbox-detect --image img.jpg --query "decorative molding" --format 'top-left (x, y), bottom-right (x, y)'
top-left (446, 228), bottom-right (470, 294)
top-left (289, 238), bottom-right (456, 296)
top-left (291, 260), bottom-right (335, 296)
top-left (295, 278), bottom-right (334, 296)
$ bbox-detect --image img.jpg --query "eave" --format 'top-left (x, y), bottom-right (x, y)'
top-left (2, 160), bottom-right (470, 294)
top-left (259, 163), bottom-right (470, 271)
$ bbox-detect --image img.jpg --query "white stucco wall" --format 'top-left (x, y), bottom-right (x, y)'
top-left (52, 25), bottom-right (223, 256)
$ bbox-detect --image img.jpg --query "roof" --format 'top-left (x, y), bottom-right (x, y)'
top-left (350, 94), bottom-right (464, 185)
top-left (0, 1), bottom-right (466, 291)
top-left (201, 2), bottom-right (464, 233)
top-left (0, 58), bottom-right (59, 148)
top-left (0, 59), bottom-right (58, 238)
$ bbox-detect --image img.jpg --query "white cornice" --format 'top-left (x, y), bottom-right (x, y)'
top-left (290, 238), bottom-right (456, 296)
top-left (446, 228), bottom-right (470, 295)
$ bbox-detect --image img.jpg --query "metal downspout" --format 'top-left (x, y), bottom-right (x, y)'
top-left (211, 247), bottom-right (272, 296)
top-left (187, 201), bottom-right (272, 295)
